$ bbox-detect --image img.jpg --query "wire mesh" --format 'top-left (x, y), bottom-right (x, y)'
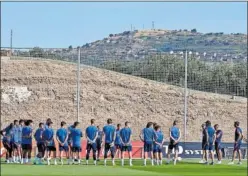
top-left (1, 45), bottom-right (247, 141)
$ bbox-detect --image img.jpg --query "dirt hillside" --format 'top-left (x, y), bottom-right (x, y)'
top-left (1, 59), bottom-right (247, 142)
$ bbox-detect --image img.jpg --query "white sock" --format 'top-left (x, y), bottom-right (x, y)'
top-left (104, 159), bottom-right (107, 166)
top-left (157, 160), bottom-right (159, 165)
top-left (13, 156), bottom-right (16, 162)
top-left (112, 159), bottom-right (115, 165)
top-left (129, 159), bottom-right (132, 165)
top-left (25, 158), bottom-right (28, 163)
top-left (86, 160), bottom-right (89, 165)
top-left (19, 156), bottom-right (22, 162)
top-left (174, 158), bottom-right (177, 165)
top-left (78, 159), bottom-right (81, 164)
top-left (151, 159), bottom-right (154, 166)
top-left (93, 160), bottom-right (96, 165)
top-left (160, 160), bottom-right (163, 165)
top-left (144, 159), bottom-right (147, 165)
top-left (121, 159), bottom-right (124, 166)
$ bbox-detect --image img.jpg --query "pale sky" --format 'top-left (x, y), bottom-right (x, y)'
top-left (1, 2), bottom-right (247, 48)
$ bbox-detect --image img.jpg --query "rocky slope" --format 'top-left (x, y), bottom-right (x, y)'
top-left (1, 58), bottom-right (247, 142)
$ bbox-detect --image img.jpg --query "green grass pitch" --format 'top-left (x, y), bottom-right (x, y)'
top-left (1, 159), bottom-right (247, 176)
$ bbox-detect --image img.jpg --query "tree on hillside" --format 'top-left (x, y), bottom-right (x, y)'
top-left (29, 47), bottom-right (44, 58)
top-left (191, 29), bottom-right (197, 33)
top-left (100, 55), bottom-right (247, 97)
top-left (68, 45), bottom-right (73, 51)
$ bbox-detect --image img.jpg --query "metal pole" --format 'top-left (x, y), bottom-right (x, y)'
top-left (77, 48), bottom-right (81, 122)
top-left (10, 29), bottom-right (13, 56)
top-left (184, 50), bottom-right (188, 143)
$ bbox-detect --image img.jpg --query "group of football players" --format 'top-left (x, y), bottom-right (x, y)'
top-left (0, 118), bottom-right (244, 166)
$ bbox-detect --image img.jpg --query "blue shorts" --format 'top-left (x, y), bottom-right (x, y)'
top-left (202, 141), bottom-right (207, 150)
top-left (169, 140), bottom-right (179, 151)
top-left (233, 142), bottom-right (241, 151)
top-left (121, 145), bottom-right (132, 152)
top-left (3, 141), bottom-right (11, 151)
top-left (22, 144), bottom-right (32, 150)
top-left (204, 143), bottom-right (214, 151)
top-left (72, 146), bottom-right (81, 152)
top-left (86, 142), bottom-right (97, 152)
top-left (59, 145), bottom-right (69, 152)
top-left (47, 146), bottom-right (56, 151)
top-left (104, 143), bottom-right (115, 158)
top-left (144, 142), bottom-right (153, 152)
top-left (12, 142), bottom-right (21, 149)
top-left (96, 140), bottom-right (102, 150)
top-left (37, 143), bottom-right (46, 153)
top-left (104, 143), bottom-right (115, 154)
top-left (153, 144), bottom-right (162, 153)
top-left (215, 142), bottom-right (221, 151)
top-left (115, 144), bottom-right (122, 150)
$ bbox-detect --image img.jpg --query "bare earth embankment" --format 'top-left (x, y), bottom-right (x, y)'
top-left (1, 58), bottom-right (247, 141)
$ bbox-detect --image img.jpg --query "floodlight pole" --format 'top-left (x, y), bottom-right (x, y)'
top-left (77, 48), bottom-right (81, 122)
top-left (184, 50), bottom-right (188, 143)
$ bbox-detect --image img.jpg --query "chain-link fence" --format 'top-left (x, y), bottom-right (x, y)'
top-left (5, 46), bottom-right (247, 98)
top-left (1, 46), bottom-right (247, 142)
